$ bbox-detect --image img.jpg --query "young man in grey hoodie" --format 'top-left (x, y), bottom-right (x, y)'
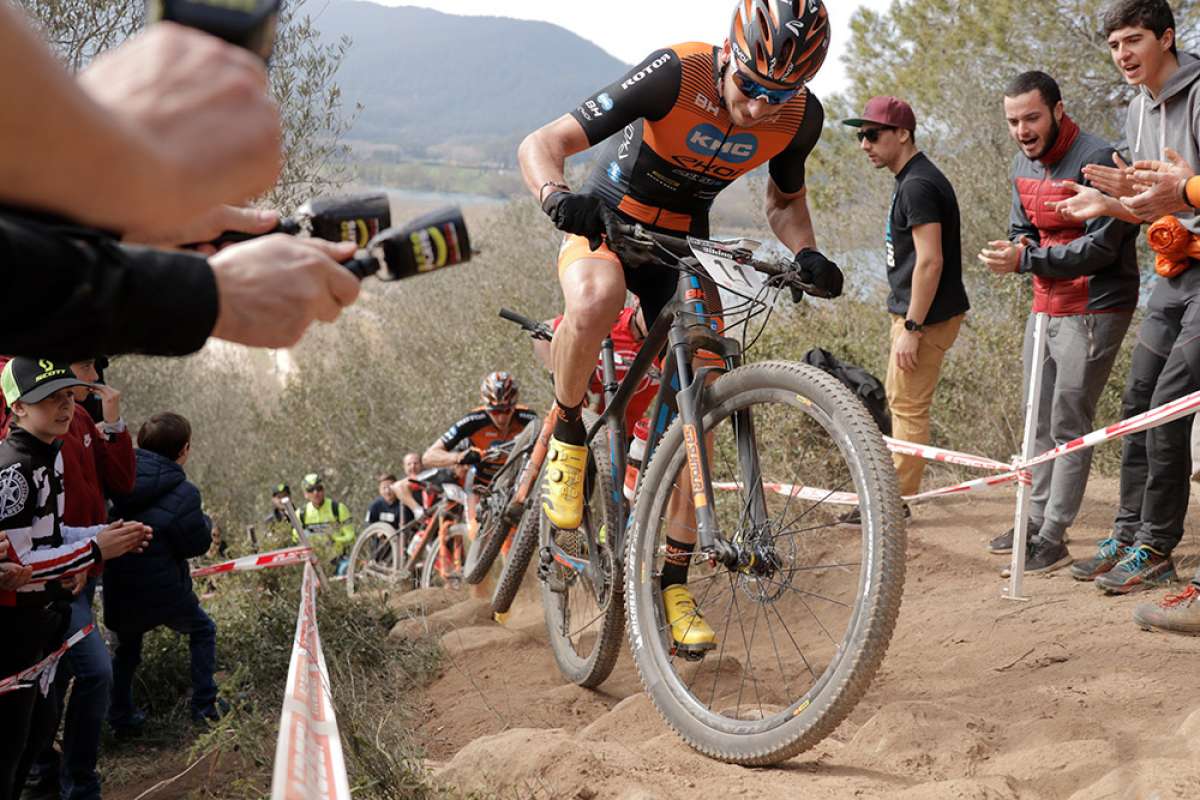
top-left (1054, 0), bottom-right (1200, 631)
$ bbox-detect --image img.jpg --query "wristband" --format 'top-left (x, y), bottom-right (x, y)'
top-left (538, 181), bottom-right (570, 205)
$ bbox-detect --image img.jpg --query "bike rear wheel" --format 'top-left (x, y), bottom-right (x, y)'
top-left (540, 413), bottom-right (625, 688)
top-left (346, 522), bottom-right (401, 598)
top-left (464, 418), bottom-right (539, 584)
top-left (625, 361), bottom-right (905, 765)
top-left (421, 524), bottom-right (466, 589)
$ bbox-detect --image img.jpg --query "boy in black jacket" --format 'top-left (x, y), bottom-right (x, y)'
top-left (104, 412), bottom-right (222, 729)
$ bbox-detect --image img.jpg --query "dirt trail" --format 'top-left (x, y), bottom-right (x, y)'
top-left (404, 479), bottom-right (1200, 799)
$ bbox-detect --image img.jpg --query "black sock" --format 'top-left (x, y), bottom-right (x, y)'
top-left (552, 399), bottom-right (586, 446)
top-left (660, 536), bottom-right (693, 588)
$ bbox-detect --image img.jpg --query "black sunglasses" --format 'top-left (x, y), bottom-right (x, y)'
top-left (856, 126), bottom-right (896, 143)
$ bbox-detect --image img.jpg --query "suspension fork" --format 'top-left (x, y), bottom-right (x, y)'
top-left (669, 325), bottom-right (724, 557)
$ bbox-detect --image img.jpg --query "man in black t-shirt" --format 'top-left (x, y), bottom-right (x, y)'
top-left (844, 96), bottom-right (970, 501)
top-left (365, 473), bottom-right (404, 529)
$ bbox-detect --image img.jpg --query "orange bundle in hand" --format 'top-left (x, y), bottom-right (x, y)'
top-left (1147, 215), bottom-right (1200, 278)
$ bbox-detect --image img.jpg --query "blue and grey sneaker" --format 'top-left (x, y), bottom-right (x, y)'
top-left (1070, 537), bottom-right (1129, 582)
top-left (1094, 545), bottom-right (1176, 594)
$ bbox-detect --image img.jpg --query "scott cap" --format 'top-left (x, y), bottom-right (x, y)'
top-left (1, 357), bottom-right (95, 405)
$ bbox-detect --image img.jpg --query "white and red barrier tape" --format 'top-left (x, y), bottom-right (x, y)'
top-left (1016, 387), bottom-right (1200, 472)
top-left (191, 546), bottom-right (312, 579)
top-left (883, 436), bottom-right (1011, 473)
top-left (0, 622), bottom-right (94, 696)
top-left (271, 561), bottom-right (350, 800)
top-left (716, 387), bottom-right (1200, 509)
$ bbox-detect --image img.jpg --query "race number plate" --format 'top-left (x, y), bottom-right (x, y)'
top-left (686, 238), bottom-right (765, 294)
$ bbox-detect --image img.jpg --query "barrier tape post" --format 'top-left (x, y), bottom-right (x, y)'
top-left (281, 497), bottom-right (328, 587)
top-left (1006, 312), bottom-right (1048, 602)
top-left (270, 561), bottom-right (350, 800)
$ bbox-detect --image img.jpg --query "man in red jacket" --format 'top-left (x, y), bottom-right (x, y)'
top-left (978, 71), bottom-right (1139, 576)
top-left (25, 358), bottom-right (134, 800)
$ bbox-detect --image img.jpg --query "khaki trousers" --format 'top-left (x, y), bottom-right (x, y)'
top-left (885, 313), bottom-right (964, 496)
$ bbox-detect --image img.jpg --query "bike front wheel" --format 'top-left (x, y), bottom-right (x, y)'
top-left (464, 418), bottom-right (539, 585)
top-left (346, 522), bottom-right (401, 598)
top-left (625, 361), bottom-right (905, 765)
top-left (540, 412), bottom-right (625, 688)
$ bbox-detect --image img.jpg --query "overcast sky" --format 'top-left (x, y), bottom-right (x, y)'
top-left (370, 0), bottom-right (892, 97)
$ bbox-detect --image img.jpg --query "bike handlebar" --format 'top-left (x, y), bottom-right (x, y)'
top-left (499, 308), bottom-right (553, 341)
top-left (609, 223), bottom-right (828, 298)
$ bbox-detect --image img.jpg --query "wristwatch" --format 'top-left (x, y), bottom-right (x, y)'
top-left (904, 319), bottom-right (924, 333)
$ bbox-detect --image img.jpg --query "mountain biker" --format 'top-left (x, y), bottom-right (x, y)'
top-left (422, 372), bottom-right (539, 485)
top-left (517, 0), bottom-right (842, 653)
top-left (422, 372), bottom-right (538, 581)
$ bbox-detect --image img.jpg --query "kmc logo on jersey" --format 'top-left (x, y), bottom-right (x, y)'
top-left (685, 124), bottom-right (758, 164)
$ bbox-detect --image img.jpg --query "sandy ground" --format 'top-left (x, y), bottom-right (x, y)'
top-left (404, 477), bottom-right (1200, 800)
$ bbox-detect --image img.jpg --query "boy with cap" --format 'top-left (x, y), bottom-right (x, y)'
top-left (0, 357), bottom-right (149, 800)
top-left (843, 96), bottom-right (970, 508)
top-left (25, 357), bottom-right (136, 800)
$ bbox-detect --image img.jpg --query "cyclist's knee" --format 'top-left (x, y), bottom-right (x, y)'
top-left (562, 262), bottom-right (624, 317)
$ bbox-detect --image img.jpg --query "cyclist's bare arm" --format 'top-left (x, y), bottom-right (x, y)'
top-left (0, 7), bottom-right (280, 234)
top-left (391, 481), bottom-right (424, 517)
top-left (765, 180), bottom-right (818, 254)
top-left (763, 98), bottom-right (824, 254)
top-left (518, 115), bottom-right (591, 203)
top-left (423, 440), bottom-right (467, 469)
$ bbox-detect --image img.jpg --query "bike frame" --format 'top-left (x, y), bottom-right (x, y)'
top-left (543, 264), bottom-right (764, 587)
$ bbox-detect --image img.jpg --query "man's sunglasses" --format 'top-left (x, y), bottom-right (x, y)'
top-left (856, 126), bottom-right (895, 143)
top-left (731, 71), bottom-right (799, 105)
top-left (487, 405), bottom-right (514, 414)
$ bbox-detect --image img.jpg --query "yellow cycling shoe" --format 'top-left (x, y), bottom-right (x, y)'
top-left (541, 436), bottom-right (587, 530)
top-left (662, 584), bottom-right (717, 653)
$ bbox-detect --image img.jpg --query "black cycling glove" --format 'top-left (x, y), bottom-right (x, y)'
top-left (459, 450), bottom-right (482, 466)
top-left (791, 248), bottom-right (844, 300)
top-left (542, 191), bottom-right (618, 251)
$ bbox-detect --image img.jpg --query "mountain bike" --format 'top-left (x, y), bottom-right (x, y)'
top-left (462, 430), bottom-right (541, 584)
top-left (344, 468), bottom-right (470, 595)
top-left (532, 223), bottom-right (906, 764)
top-left (487, 311), bottom-right (557, 616)
top-left (419, 475), bottom-right (470, 589)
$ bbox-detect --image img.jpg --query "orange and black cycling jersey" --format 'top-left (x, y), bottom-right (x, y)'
top-left (569, 42), bottom-right (823, 237)
top-left (438, 406), bottom-right (539, 486)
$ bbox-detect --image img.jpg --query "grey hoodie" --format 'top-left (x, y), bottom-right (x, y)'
top-left (1126, 51), bottom-right (1200, 233)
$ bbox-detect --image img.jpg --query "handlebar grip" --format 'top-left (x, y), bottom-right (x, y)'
top-left (343, 256), bottom-right (379, 280)
top-left (498, 308), bottom-right (539, 330)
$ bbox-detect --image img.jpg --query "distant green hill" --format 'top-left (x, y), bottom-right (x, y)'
top-left (316, 1), bottom-right (630, 164)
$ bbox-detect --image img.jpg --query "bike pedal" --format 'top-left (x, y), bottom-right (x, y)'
top-left (671, 643), bottom-right (716, 662)
top-left (537, 547), bottom-right (567, 593)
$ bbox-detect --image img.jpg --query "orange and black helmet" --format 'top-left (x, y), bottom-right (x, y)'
top-left (480, 371), bottom-right (518, 409)
top-left (729, 0), bottom-right (830, 88)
